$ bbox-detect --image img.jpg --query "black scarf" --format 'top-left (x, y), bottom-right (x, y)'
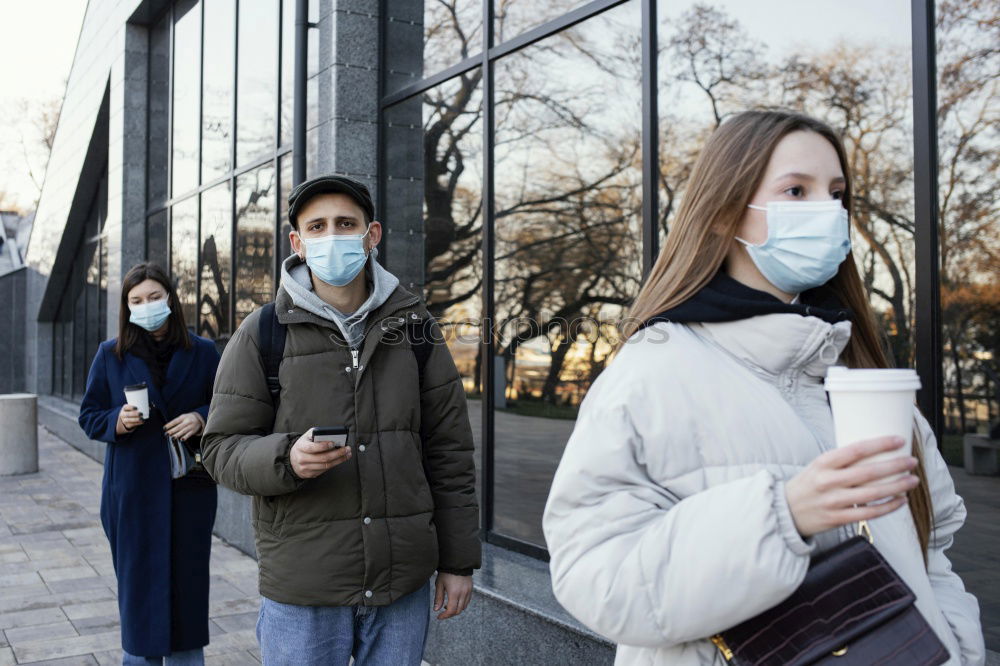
top-left (130, 332), bottom-right (177, 389)
top-left (642, 273), bottom-right (852, 329)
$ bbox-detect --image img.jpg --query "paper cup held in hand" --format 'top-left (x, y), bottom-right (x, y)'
top-left (124, 382), bottom-right (150, 419)
top-left (824, 368), bottom-right (921, 477)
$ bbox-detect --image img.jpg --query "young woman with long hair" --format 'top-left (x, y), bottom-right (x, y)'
top-left (543, 110), bottom-right (984, 665)
top-left (79, 263), bottom-right (221, 665)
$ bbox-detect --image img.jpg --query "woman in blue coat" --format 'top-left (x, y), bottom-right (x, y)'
top-left (79, 262), bottom-right (220, 665)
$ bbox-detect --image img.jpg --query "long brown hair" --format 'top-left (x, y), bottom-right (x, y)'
top-left (114, 263), bottom-right (191, 359)
top-left (622, 110), bottom-right (933, 557)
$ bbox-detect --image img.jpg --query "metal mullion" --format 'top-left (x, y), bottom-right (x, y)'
top-left (274, 0), bottom-right (282, 162)
top-left (167, 2), bottom-right (175, 276)
top-left (381, 56), bottom-right (482, 108)
top-left (481, 0), bottom-right (495, 539)
top-left (232, 0), bottom-right (240, 178)
top-left (230, 170), bottom-right (237, 339)
top-left (911, 0), bottom-right (942, 441)
top-left (293, 0), bottom-right (308, 186)
top-left (640, 0), bottom-right (658, 278)
top-left (194, 2), bottom-right (209, 333)
top-left (274, 0), bottom-right (286, 289)
top-left (148, 148), bottom-right (292, 214)
top-left (486, 0), bottom-right (628, 62)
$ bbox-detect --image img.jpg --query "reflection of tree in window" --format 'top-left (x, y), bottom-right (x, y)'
top-left (199, 185), bottom-right (232, 342)
top-left (492, 3), bottom-right (643, 413)
top-left (236, 166), bottom-right (276, 328)
top-left (936, 0), bottom-right (1000, 439)
top-left (171, 199), bottom-right (199, 329)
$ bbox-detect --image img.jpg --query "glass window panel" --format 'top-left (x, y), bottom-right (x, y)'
top-left (172, 0), bottom-right (202, 198)
top-left (171, 197), bottom-right (199, 329)
top-left (657, 0), bottom-right (915, 368)
top-left (62, 322), bottom-right (73, 398)
top-left (936, 0), bottom-right (1000, 457)
top-left (52, 322), bottom-right (62, 396)
top-left (73, 269), bottom-right (88, 398)
top-left (385, 0), bottom-right (482, 94)
top-left (148, 11), bottom-right (170, 205)
top-left (199, 182), bottom-right (233, 342)
top-left (492, 2), bottom-right (643, 548)
top-left (280, 0), bottom-right (294, 148)
top-left (237, 0), bottom-right (279, 166)
top-left (202, 0), bottom-right (235, 182)
top-left (385, 71), bottom-right (485, 390)
top-left (494, 0), bottom-right (588, 44)
top-left (279, 155), bottom-right (293, 261)
top-left (235, 165), bottom-right (276, 328)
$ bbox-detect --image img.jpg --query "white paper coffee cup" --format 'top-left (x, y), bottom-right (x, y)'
top-left (124, 382), bottom-right (150, 419)
top-left (824, 368), bottom-right (920, 477)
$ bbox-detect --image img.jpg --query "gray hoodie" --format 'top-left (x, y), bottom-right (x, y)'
top-left (279, 250), bottom-right (400, 349)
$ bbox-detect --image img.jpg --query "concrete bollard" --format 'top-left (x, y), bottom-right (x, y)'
top-left (0, 393), bottom-right (39, 475)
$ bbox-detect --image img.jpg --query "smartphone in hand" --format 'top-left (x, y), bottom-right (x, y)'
top-left (311, 426), bottom-right (349, 449)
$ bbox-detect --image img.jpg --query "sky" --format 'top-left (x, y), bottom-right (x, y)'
top-left (0, 0), bottom-right (88, 212)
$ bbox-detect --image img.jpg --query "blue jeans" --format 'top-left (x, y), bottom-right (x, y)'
top-left (122, 648), bottom-right (204, 665)
top-left (256, 581), bottom-right (431, 666)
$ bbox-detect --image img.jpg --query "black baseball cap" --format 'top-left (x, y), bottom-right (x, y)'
top-left (287, 174), bottom-right (376, 229)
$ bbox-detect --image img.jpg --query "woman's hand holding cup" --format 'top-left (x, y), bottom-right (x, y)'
top-left (117, 404), bottom-right (144, 434)
top-left (785, 436), bottom-right (919, 538)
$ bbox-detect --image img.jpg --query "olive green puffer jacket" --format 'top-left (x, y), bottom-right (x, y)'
top-left (201, 284), bottom-right (480, 607)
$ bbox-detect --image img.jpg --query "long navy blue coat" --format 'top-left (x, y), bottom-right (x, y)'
top-left (78, 335), bottom-right (220, 657)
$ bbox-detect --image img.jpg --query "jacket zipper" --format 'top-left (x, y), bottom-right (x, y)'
top-left (351, 348), bottom-right (359, 370)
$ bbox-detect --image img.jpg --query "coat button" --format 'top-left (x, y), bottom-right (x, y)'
top-left (364, 590), bottom-right (373, 599)
top-left (345, 366), bottom-right (352, 373)
top-left (358, 444), bottom-right (366, 452)
top-left (287, 309), bottom-right (294, 314)
top-left (363, 516), bottom-right (372, 525)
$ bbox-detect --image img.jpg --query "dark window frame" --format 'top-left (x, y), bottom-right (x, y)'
top-left (375, 0), bottom-right (943, 561)
top-left (145, 0), bottom-right (297, 344)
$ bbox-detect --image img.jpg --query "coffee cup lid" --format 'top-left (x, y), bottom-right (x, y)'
top-left (124, 382), bottom-right (147, 391)
top-left (824, 367), bottom-right (921, 392)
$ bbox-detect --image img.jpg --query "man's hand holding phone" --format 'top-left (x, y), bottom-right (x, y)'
top-left (290, 427), bottom-right (352, 479)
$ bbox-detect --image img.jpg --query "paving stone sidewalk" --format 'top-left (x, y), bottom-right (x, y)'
top-left (0, 427), bottom-right (261, 665)
top-left (2, 425), bottom-right (997, 665)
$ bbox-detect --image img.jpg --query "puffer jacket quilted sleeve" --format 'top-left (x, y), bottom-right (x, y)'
top-left (916, 412), bottom-right (986, 665)
top-left (201, 309), bottom-right (305, 498)
top-left (542, 348), bottom-right (817, 649)
top-left (419, 319), bottom-right (481, 574)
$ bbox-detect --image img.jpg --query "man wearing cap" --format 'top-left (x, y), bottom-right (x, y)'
top-left (201, 175), bottom-right (480, 665)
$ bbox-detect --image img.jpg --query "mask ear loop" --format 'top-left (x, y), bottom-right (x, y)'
top-left (737, 203), bottom-right (770, 247)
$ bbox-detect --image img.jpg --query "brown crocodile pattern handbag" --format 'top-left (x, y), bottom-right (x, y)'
top-left (709, 526), bottom-right (949, 666)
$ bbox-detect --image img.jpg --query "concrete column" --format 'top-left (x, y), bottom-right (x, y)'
top-left (0, 394), bottom-right (39, 475)
top-left (105, 23), bottom-right (149, 335)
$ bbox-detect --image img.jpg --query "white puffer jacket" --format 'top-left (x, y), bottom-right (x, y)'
top-left (543, 313), bottom-right (984, 665)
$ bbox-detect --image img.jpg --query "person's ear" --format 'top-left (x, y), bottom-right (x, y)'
top-left (366, 221), bottom-right (383, 251)
top-left (289, 229), bottom-right (305, 259)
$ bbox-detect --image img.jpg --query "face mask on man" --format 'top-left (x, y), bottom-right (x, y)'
top-left (130, 299), bottom-right (172, 331)
top-left (302, 225), bottom-right (371, 286)
top-left (735, 200), bottom-right (851, 295)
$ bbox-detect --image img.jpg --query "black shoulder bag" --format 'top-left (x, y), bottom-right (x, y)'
top-left (709, 521), bottom-right (948, 666)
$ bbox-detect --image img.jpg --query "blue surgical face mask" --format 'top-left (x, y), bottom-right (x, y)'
top-left (130, 298), bottom-right (172, 332)
top-left (302, 225), bottom-right (371, 286)
top-left (736, 200), bottom-right (851, 295)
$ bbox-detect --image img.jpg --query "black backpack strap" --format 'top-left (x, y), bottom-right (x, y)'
top-left (406, 318), bottom-right (434, 389)
top-left (258, 302), bottom-right (287, 413)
